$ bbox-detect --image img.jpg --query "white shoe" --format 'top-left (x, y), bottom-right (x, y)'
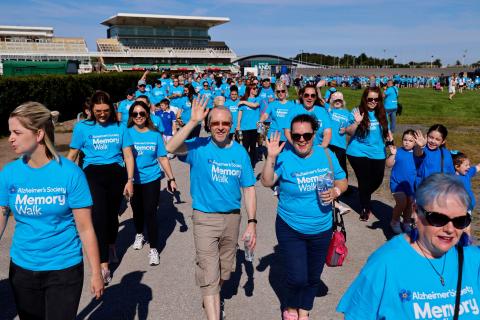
top-left (337, 202), bottom-right (351, 215)
top-left (273, 186), bottom-right (278, 196)
top-left (133, 234), bottom-right (144, 250)
top-left (149, 249), bottom-right (160, 266)
top-left (390, 221), bottom-right (402, 234)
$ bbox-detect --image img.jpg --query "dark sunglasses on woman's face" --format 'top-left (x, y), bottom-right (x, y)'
top-left (276, 90), bottom-right (286, 93)
top-left (420, 206), bottom-right (471, 229)
top-left (303, 93), bottom-right (317, 99)
top-left (367, 97), bottom-right (380, 103)
top-left (291, 132), bottom-right (314, 141)
top-left (132, 111), bottom-right (147, 118)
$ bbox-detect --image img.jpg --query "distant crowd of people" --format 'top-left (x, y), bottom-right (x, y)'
top-left (0, 69), bottom-right (479, 320)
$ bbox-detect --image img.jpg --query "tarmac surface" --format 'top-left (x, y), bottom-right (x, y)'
top-left (0, 129), bottom-right (477, 320)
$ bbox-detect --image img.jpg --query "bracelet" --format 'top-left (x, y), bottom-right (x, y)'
top-left (248, 219), bottom-right (258, 224)
top-left (127, 177), bottom-right (134, 182)
top-left (168, 178), bottom-right (176, 182)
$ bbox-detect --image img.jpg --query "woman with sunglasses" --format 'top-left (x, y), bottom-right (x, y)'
top-left (236, 85), bottom-right (261, 167)
top-left (67, 90), bottom-right (134, 284)
top-left (285, 85), bottom-right (332, 148)
top-left (345, 87), bottom-right (391, 221)
top-left (337, 173), bottom-right (479, 319)
top-left (199, 81), bottom-right (213, 109)
top-left (262, 114), bottom-right (347, 320)
top-left (127, 101), bottom-right (176, 266)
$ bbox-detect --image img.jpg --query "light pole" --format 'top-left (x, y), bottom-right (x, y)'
top-left (394, 55), bottom-right (397, 67)
top-left (462, 49), bottom-right (467, 66)
top-left (383, 49), bottom-right (386, 67)
top-left (431, 55), bottom-right (434, 68)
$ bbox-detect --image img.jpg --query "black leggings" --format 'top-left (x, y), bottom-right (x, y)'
top-left (329, 145), bottom-right (348, 179)
top-left (84, 163), bottom-right (126, 263)
top-left (242, 129), bottom-right (258, 167)
top-left (9, 261), bottom-right (83, 320)
top-left (130, 178), bottom-right (161, 249)
top-left (347, 155), bottom-right (385, 211)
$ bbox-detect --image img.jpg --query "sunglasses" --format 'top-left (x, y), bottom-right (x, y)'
top-left (138, 84), bottom-right (146, 87)
top-left (132, 111), bottom-right (147, 118)
top-left (367, 97), bottom-right (380, 102)
top-left (332, 99), bottom-right (344, 104)
top-left (291, 132), bottom-right (314, 141)
top-left (276, 90), bottom-right (286, 93)
top-left (210, 121), bottom-right (232, 127)
top-left (303, 93), bottom-right (317, 99)
top-left (419, 206), bottom-right (471, 229)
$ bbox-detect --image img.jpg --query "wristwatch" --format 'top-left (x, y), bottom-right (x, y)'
top-left (248, 219), bottom-right (258, 224)
top-left (168, 178), bottom-right (176, 183)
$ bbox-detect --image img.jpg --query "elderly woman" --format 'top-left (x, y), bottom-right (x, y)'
top-left (262, 114), bottom-right (348, 320)
top-left (337, 173), bottom-right (479, 320)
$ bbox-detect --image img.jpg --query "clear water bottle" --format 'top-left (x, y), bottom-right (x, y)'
top-left (244, 234), bottom-right (254, 262)
top-left (317, 172), bottom-right (334, 206)
top-left (237, 130), bottom-right (243, 141)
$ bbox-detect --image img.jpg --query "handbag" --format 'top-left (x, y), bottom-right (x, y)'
top-left (326, 201), bottom-right (348, 267)
top-left (321, 147), bottom-right (348, 267)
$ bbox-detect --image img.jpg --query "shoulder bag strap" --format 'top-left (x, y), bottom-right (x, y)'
top-left (453, 245), bottom-right (464, 320)
top-left (440, 147), bottom-right (444, 173)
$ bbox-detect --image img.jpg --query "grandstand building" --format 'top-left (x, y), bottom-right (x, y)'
top-left (95, 13), bottom-right (238, 72)
top-left (0, 25), bottom-right (92, 74)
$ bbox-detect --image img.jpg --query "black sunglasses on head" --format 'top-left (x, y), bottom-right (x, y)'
top-left (291, 132), bottom-right (314, 141)
top-left (419, 206), bottom-right (471, 229)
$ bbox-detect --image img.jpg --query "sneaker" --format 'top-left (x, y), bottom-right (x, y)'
top-left (273, 186), bottom-right (279, 196)
top-left (390, 220), bottom-right (402, 234)
top-left (101, 268), bottom-right (112, 285)
top-left (133, 234), bottom-right (144, 250)
top-left (282, 310), bottom-right (298, 320)
top-left (220, 300), bottom-right (226, 320)
top-left (359, 209), bottom-right (370, 221)
top-left (337, 202), bottom-right (351, 215)
top-left (149, 249), bottom-right (160, 266)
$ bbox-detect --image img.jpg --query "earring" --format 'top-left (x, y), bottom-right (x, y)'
top-left (409, 220), bottom-right (418, 243)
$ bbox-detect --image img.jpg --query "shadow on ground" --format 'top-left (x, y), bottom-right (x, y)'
top-left (76, 271), bottom-right (152, 320)
top-left (0, 279), bottom-right (17, 320)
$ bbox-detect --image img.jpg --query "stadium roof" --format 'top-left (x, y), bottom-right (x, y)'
top-left (101, 13), bottom-right (230, 28)
top-left (0, 25), bottom-right (54, 37)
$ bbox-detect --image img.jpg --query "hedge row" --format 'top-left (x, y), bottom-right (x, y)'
top-left (0, 72), bottom-right (161, 135)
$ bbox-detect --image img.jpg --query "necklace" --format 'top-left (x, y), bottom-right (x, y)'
top-left (416, 241), bottom-right (447, 286)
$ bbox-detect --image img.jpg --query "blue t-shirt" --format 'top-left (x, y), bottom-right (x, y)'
top-left (288, 104), bottom-right (332, 145)
top-left (199, 88), bottom-right (213, 108)
top-left (390, 147), bottom-right (418, 196)
top-left (150, 114), bottom-right (165, 133)
top-left (456, 167), bottom-right (477, 211)
top-left (169, 85), bottom-right (184, 107)
top-left (179, 98), bottom-right (193, 123)
top-left (225, 98), bottom-right (240, 134)
top-left (239, 97), bottom-right (261, 131)
top-left (384, 86), bottom-right (398, 111)
top-left (346, 110), bottom-right (386, 160)
top-left (258, 87), bottom-right (275, 104)
top-left (135, 90), bottom-right (151, 101)
top-left (158, 110), bottom-right (176, 136)
top-left (264, 100), bottom-right (296, 142)
top-left (128, 127), bottom-right (167, 184)
top-left (70, 121), bottom-right (133, 168)
top-left (117, 99), bottom-right (134, 126)
top-left (150, 86), bottom-right (166, 105)
top-left (415, 147), bottom-right (455, 187)
top-left (0, 157), bottom-right (92, 271)
top-left (275, 146), bottom-right (346, 234)
top-left (337, 235), bottom-right (480, 320)
top-left (180, 137), bottom-right (255, 213)
top-left (329, 108), bottom-right (350, 149)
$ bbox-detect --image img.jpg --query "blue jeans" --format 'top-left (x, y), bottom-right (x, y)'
top-left (386, 109), bottom-right (397, 132)
top-left (275, 215), bottom-right (332, 311)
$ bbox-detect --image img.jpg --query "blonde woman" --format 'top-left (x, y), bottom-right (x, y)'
top-left (0, 102), bottom-right (103, 320)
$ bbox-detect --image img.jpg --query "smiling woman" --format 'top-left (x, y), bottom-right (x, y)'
top-left (337, 173), bottom-right (480, 320)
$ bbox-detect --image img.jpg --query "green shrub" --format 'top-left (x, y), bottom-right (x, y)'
top-left (0, 72), bottom-right (161, 134)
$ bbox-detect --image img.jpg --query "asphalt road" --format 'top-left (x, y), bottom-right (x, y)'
top-left (0, 152), bottom-right (399, 320)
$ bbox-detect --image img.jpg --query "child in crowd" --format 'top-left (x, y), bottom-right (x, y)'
top-left (413, 124), bottom-right (455, 187)
top-left (452, 152), bottom-right (479, 213)
top-left (386, 129), bottom-right (418, 234)
top-left (156, 99), bottom-right (177, 159)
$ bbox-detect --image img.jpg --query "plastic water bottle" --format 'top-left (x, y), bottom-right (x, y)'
top-left (244, 234), bottom-right (254, 262)
top-left (317, 172), bottom-right (334, 206)
top-left (257, 122), bottom-right (265, 135)
top-left (237, 130), bottom-right (243, 141)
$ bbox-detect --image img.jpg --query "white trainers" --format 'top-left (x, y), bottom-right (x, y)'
top-left (149, 249), bottom-right (160, 266)
top-left (133, 234), bottom-right (144, 250)
top-left (390, 221), bottom-right (402, 234)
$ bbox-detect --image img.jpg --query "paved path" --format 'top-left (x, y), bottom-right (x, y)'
top-left (0, 131), bottom-right (477, 320)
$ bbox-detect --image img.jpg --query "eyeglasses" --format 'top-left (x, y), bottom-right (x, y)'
top-left (367, 97), bottom-right (380, 103)
top-left (276, 90), bottom-right (286, 93)
top-left (252, 88), bottom-right (258, 91)
top-left (419, 206), bottom-right (471, 229)
top-left (204, 85), bottom-right (209, 87)
top-left (210, 121), bottom-right (232, 127)
top-left (94, 109), bottom-right (110, 114)
top-left (138, 84), bottom-right (146, 87)
top-left (291, 132), bottom-right (314, 141)
top-left (132, 111), bottom-right (147, 118)
top-left (332, 99), bottom-right (344, 104)
top-left (303, 93), bottom-right (317, 99)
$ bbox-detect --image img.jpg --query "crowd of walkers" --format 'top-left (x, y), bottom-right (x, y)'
top-left (0, 70), bottom-right (478, 320)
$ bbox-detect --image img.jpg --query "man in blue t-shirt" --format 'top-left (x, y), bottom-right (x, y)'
top-left (383, 80), bottom-right (399, 132)
top-left (117, 88), bottom-right (136, 126)
top-left (166, 98), bottom-right (257, 320)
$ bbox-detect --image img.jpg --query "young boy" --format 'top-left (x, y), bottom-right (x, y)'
top-left (156, 99), bottom-right (177, 159)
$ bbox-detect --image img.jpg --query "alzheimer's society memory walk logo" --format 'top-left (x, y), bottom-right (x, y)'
top-left (12, 185), bottom-right (66, 216)
top-left (89, 133), bottom-right (120, 151)
top-left (209, 159), bottom-right (241, 183)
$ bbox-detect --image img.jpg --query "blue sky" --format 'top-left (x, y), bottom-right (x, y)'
top-left (0, 0), bottom-right (478, 65)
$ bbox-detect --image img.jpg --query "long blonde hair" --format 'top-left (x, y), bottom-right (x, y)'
top-left (10, 102), bottom-right (60, 162)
